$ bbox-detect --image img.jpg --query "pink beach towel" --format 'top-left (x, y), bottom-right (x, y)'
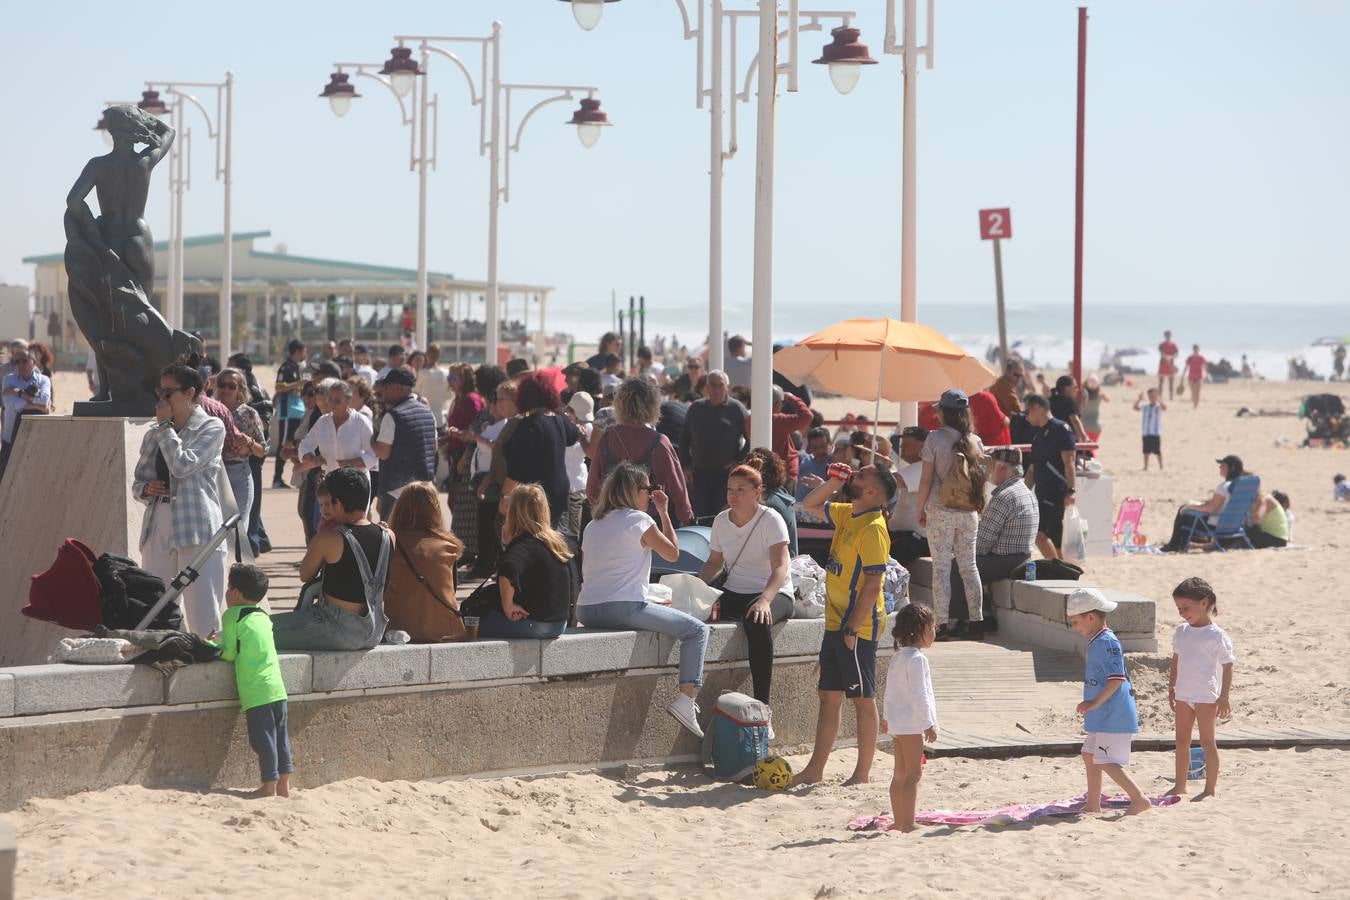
top-left (847, 795), bottom-right (1180, 831)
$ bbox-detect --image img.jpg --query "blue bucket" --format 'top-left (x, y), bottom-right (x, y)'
top-left (1188, 745), bottom-right (1205, 780)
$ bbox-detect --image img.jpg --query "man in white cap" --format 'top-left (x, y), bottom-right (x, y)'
top-left (1067, 588), bottom-right (1149, 815)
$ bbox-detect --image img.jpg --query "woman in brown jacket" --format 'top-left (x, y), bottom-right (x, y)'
top-left (385, 481), bottom-right (466, 642)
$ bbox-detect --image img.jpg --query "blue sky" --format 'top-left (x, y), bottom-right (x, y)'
top-left (2, 0), bottom-right (1347, 340)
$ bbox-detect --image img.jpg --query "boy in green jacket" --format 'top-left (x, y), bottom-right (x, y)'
top-left (220, 564), bottom-right (293, 797)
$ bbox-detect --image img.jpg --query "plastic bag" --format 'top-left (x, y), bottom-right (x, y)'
top-left (1064, 506), bottom-right (1089, 562)
top-left (882, 560), bottom-right (911, 614)
top-left (660, 573), bottom-right (720, 622)
top-left (789, 555), bottom-right (827, 619)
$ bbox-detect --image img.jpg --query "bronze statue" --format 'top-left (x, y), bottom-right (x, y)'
top-left (65, 105), bottom-right (200, 417)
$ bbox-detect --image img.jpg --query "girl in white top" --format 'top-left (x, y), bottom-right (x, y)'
top-left (697, 464), bottom-right (793, 705)
top-left (577, 462), bottom-right (710, 738)
top-left (882, 603), bottom-right (938, 833)
top-left (1168, 576), bottom-right (1235, 801)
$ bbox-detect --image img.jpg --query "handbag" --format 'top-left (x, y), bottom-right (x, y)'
top-left (710, 508), bottom-right (768, 590)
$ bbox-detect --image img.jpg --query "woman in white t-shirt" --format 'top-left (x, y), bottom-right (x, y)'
top-left (697, 464), bottom-right (793, 705)
top-left (1161, 455), bottom-right (1244, 552)
top-left (578, 461), bottom-right (709, 738)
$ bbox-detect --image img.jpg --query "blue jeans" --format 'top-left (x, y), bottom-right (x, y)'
top-left (579, 601), bottom-right (709, 686)
top-left (478, 607), bottom-right (567, 639)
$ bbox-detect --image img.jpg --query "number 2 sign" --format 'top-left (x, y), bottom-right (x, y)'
top-left (979, 208), bottom-right (1012, 241)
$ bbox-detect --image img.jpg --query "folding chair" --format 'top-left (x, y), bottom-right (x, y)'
top-left (1184, 475), bottom-right (1259, 552)
top-left (1113, 497), bottom-right (1145, 542)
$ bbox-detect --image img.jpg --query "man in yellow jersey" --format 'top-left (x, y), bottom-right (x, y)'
top-left (797, 462), bottom-right (898, 785)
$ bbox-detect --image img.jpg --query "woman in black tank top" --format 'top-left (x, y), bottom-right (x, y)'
top-left (321, 522), bottom-right (385, 609)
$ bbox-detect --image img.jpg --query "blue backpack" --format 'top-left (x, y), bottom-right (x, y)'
top-left (709, 691), bottom-right (771, 780)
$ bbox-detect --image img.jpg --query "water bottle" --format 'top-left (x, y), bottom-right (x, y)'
top-left (1025, 561), bottom-right (1037, 582)
top-left (1188, 745), bottom-right (1206, 780)
top-left (1122, 520), bottom-right (1135, 547)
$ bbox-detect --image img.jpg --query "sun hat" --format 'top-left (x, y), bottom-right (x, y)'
top-left (1066, 588), bottom-right (1117, 618)
top-left (567, 391), bottom-right (595, 423)
top-left (938, 388), bottom-right (969, 410)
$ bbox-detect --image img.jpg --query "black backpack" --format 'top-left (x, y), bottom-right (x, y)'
top-left (600, 427), bottom-right (660, 480)
top-left (94, 553), bottom-right (183, 631)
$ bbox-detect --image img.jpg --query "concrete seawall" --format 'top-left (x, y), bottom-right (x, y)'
top-left (0, 620), bottom-right (894, 810)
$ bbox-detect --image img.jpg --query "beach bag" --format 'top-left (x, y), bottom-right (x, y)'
top-left (938, 435), bottom-right (983, 513)
top-left (660, 573), bottom-right (721, 622)
top-left (708, 691), bottom-right (771, 780)
top-left (1012, 558), bottom-right (1084, 581)
top-left (1063, 507), bottom-right (1089, 562)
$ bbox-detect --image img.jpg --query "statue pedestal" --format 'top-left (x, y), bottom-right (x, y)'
top-left (0, 416), bottom-right (150, 667)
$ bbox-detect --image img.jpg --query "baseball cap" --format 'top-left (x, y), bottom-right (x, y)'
top-left (354, 343), bottom-right (370, 354)
top-left (990, 447), bottom-right (1022, 465)
top-left (567, 391), bottom-right (595, 423)
top-left (1215, 454), bottom-right (1243, 470)
top-left (378, 365), bottom-right (417, 387)
top-left (938, 388), bottom-right (969, 410)
top-left (1066, 588), bottom-right (1117, 618)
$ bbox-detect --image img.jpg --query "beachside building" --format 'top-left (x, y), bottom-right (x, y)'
top-left (21, 230), bottom-right (553, 363)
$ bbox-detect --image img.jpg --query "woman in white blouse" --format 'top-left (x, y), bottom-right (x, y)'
top-left (298, 379), bottom-right (376, 475)
top-left (696, 463), bottom-right (793, 705)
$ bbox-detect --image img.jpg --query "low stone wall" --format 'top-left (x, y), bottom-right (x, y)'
top-left (0, 619), bottom-right (896, 810)
top-left (906, 559), bottom-right (1157, 654)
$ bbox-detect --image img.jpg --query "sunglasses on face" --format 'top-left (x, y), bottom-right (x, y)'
top-left (154, 387), bottom-right (182, 400)
top-left (217, 381), bottom-right (240, 391)
top-left (640, 483), bottom-right (661, 493)
top-left (13, 357), bottom-right (32, 365)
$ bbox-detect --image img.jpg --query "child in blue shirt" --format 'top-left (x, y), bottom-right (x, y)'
top-left (1067, 588), bottom-right (1150, 815)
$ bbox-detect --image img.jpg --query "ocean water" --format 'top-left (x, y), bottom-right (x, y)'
top-left (559, 300), bottom-right (1348, 381)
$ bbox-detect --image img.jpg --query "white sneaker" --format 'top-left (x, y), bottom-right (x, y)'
top-left (667, 694), bottom-right (704, 738)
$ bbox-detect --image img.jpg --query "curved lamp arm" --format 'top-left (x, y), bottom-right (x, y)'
top-left (501, 86), bottom-right (595, 203)
top-left (151, 84), bottom-right (225, 180)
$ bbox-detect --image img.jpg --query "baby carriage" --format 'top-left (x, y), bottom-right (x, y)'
top-left (1300, 394), bottom-right (1349, 447)
top-left (23, 514), bottom-right (243, 634)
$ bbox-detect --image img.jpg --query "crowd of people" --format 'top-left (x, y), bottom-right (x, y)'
top-left (0, 322), bottom-right (1293, 797)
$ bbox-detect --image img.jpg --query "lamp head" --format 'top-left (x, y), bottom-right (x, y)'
top-left (812, 26), bottom-right (878, 95)
top-left (562, 0), bottom-right (620, 31)
top-left (380, 46), bottom-right (421, 98)
top-left (567, 97), bottom-right (611, 148)
top-left (320, 72), bottom-right (361, 117)
top-left (137, 90), bottom-right (170, 118)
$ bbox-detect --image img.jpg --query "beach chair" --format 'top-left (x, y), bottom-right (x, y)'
top-left (1113, 498), bottom-right (1144, 542)
top-left (1184, 475), bottom-right (1259, 551)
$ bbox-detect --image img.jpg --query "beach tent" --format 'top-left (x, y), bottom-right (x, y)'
top-left (771, 318), bottom-right (996, 416)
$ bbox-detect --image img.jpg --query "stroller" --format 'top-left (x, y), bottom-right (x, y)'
top-left (23, 514), bottom-right (243, 635)
top-left (1300, 394), bottom-right (1349, 447)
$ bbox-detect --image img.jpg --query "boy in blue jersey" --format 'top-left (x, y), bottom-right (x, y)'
top-left (1068, 588), bottom-right (1150, 815)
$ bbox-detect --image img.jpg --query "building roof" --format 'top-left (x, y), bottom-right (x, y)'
top-left (21, 230), bottom-right (273, 265)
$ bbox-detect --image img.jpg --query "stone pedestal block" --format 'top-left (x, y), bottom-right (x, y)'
top-left (0, 417), bottom-right (148, 667)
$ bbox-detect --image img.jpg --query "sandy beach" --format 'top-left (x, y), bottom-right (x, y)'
top-left (8, 371), bottom-right (1350, 898)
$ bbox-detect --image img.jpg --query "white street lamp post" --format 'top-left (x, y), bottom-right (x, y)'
top-left (143, 75), bottom-right (235, 357)
top-left (325, 24), bottom-right (608, 362)
top-left (883, 0), bottom-right (934, 425)
top-left (567, 1), bottom-right (867, 432)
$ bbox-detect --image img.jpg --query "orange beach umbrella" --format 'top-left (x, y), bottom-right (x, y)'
top-left (772, 318), bottom-right (996, 403)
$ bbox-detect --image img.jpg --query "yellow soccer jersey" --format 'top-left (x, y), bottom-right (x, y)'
top-left (823, 501), bottom-right (890, 641)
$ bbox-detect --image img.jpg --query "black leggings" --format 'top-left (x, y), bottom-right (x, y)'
top-left (1245, 525), bottom-right (1287, 549)
top-left (717, 589), bottom-right (794, 704)
top-left (273, 417), bottom-right (301, 482)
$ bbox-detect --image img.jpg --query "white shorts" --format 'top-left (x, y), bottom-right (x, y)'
top-left (1083, 732), bottom-right (1133, 767)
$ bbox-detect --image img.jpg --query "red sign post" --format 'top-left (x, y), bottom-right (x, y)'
top-left (978, 208), bottom-right (1012, 366)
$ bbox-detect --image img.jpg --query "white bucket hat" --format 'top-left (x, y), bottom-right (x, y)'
top-left (1066, 587), bottom-right (1117, 617)
top-left (567, 391), bottom-right (595, 423)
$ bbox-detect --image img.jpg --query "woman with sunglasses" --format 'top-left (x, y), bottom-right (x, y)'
top-left (577, 461), bottom-right (709, 738)
top-left (0, 349), bottom-right (53, 481)
top-left (130, 363), bottom-right (228, 636)
top-left (214, 368), bottom-right (269, 545)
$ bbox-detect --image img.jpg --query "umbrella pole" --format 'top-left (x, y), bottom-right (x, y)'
top-left (873, 348), bottom-right (886, 442)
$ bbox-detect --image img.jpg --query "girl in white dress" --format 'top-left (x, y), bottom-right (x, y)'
top-left (882, 603), bottom-right (938, 832)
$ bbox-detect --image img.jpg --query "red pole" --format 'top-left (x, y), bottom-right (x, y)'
top-left (1073, 7), bottom-right (1088, 394)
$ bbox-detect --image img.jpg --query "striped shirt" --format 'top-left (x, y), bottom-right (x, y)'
top-left (1140, 402), bottom-right (1162, 437)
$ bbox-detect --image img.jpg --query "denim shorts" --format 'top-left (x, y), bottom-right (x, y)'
top-left (817, 629), bottom-right (877, 698)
